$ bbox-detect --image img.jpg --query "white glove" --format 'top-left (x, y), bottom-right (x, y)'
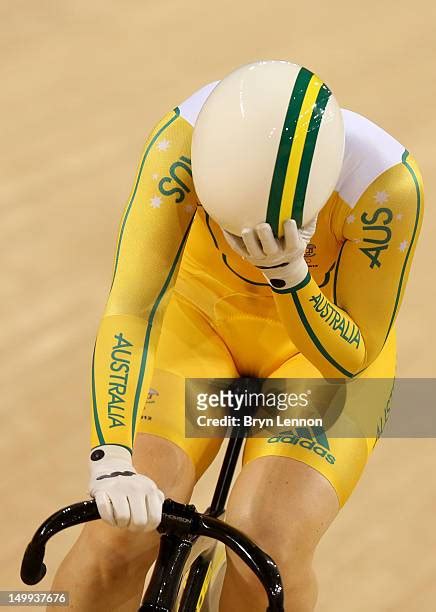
top-left (89, 445), bottom-right (165, 531)
top-left (223, 217), bottom-right (317, 290)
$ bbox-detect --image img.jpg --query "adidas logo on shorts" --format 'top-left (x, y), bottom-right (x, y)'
top-left (267, 426), bottom-right (336, 464)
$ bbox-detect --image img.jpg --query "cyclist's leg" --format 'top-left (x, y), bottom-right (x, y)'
top-left (220, 333), bottom-right (396, 612)
top-left (51, 293), bottom-right (238, 612)
top-left (221, 455), bottom-right (338, 612)
top-left (51, 434), bottom-right (196, 612)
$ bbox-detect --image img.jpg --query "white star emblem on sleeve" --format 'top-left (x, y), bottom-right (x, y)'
top-left (399, 240), bottom-right (408, 252)
top-left (346, 214), bottom-right (355, 224)
top-left (157, 139), bottom-right (171, 151)
top-left (373, 190), bottom-right (389, 204)
top-left (150, 195), bottom-right (162, 208)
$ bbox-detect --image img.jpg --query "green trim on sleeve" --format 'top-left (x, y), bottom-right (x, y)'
top-left (131, 215), bottom-right (194, 441)
top-left (383, 149), bottom-right (421, 341)
top-left (91, 343), bottom-right (105, 446)
top-left (111, 108), bottom-right (180, 288)
top-left (271, 271), bottom-right (311, 294)
top-left (90, 443), bottom-right (133, 455)
top-left (291, 292), bottom-right (354, 378)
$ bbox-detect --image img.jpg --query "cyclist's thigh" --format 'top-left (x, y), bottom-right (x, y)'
top-left (243, 331), bottom-right (396, 508)
top-left (137, 291), bottom-right (239, 480)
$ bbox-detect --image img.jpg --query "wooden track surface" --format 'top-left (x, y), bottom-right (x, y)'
top-left (1, 1), bottom-right (435, 609)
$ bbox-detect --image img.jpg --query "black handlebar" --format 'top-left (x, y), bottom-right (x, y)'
top-left (21, 498), bottom-right (283, 611)
top-left (21, 500), bottom-right (100, 584)
top-left (21, 541), bottom-right (47, 585)
top-left (196, 513), bottom-right (283, 608)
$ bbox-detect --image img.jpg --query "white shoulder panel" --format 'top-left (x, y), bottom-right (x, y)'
top-left (177, 81), bottom-right (220, 127)
top-left (336, 109), bottom-right (405, 208)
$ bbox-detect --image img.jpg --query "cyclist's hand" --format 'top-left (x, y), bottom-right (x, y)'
top-left (88, 445), bottom-right (165, 531)
top-left (223, 217), bottom-right (316, 290)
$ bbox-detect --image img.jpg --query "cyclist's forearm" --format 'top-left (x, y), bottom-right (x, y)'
top-left (91, 313), bottom-right (159, 451)
top-left (272, 274), bottom-right (367, 379)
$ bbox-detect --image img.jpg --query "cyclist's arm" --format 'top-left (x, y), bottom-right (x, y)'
top-left (272, 152), bottom-right (423, 378)
top-left (91, 108), bottom-right (197, 451)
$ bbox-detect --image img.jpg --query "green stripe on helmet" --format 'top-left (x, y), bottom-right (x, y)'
top-left (266, 67), bottom-right (313, 234)
top-left (292, 83), bottom-right (332, 227)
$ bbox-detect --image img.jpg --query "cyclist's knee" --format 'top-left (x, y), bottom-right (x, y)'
top-left (224, 457), bottom-right (338, 586)
top-left (224, 505), bottom-right (317, 612)
top-left (225, 503), bottom-right (315, 587)
top-left (225, 545), bottom-right (316, 610)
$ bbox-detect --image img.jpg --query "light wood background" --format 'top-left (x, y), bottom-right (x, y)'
top-left (1, 1), bottom-right (435, 610)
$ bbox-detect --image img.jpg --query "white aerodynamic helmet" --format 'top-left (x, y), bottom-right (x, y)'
top-left (191, 60), bottom-right (345, 237)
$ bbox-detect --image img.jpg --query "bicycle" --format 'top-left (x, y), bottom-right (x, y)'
top-left (21, 378), bottom-right (284, 611)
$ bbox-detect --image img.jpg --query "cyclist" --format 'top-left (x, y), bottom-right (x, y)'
top-left (51, 61), bottom-right (423, 611)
